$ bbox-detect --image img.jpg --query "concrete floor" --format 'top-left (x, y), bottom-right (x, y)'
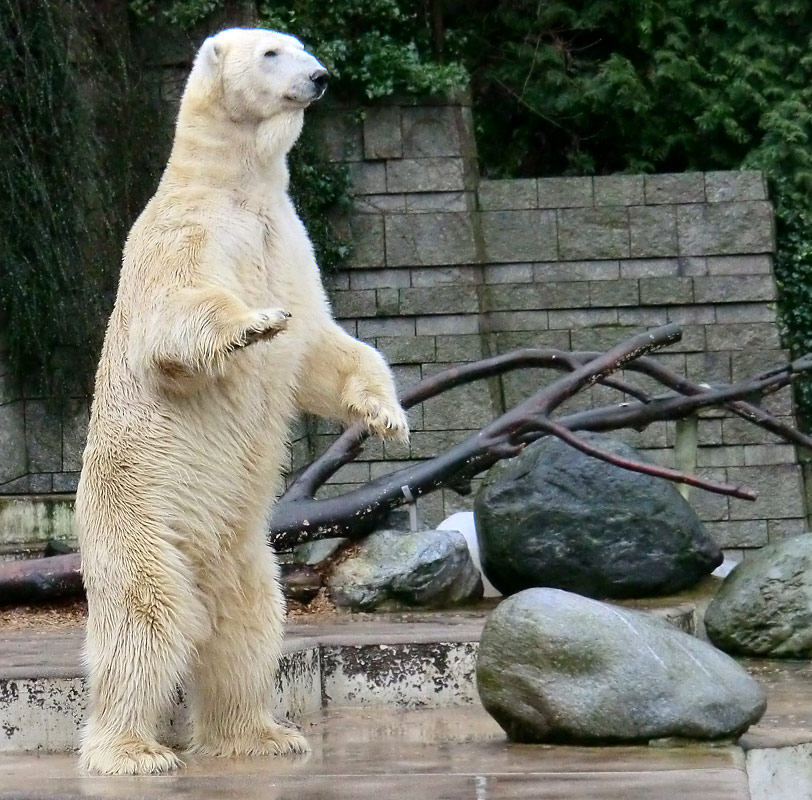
top-left (2, 608), bottom-right (811, 799)
top-left (0, 706), bottom-right (751, 800)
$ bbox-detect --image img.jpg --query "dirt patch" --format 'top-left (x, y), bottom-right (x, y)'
top-left (0, 598), bottom-right (87, 631)
top-left (0, 588), bottom-right (339, 631)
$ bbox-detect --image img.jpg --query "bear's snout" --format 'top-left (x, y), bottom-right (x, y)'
top-left (310, 69), bottom-right (329, 96)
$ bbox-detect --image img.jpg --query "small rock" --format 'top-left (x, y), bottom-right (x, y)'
top-left (476, 588), bottom-right (766, 744)
top-left (474, 433), bottom-right (722, 598)
top-left (280, 562), bottom-right (322, 605)
top-left (327, 529), bottom-right (483, 611)
top-left (293, 537), bottom-right (346, 566)
top-left (43, 540), bottom-right (75, 557)
top-left (705, 534), bottom-right (812, 658)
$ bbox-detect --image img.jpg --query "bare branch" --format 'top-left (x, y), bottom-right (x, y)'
top-left (283, 337), bottom-right (672, 501)
top-left (574, 352), bottom-right (812, 452)
top-left (272, 326), bottom-right (812, 546)
top-left (525, 418), bottom-right (757, 500)
top-left (726, 402), bottom-right (812, 451)
top-left (557, 370), bottom-right (800, 434)
top-left (519, 323), bottom-right (682, 415)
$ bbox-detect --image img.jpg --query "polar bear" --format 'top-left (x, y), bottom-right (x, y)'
top-left (75, 27), bottom-right (408, 776)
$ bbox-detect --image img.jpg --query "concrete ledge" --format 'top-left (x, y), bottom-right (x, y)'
top-left (0, 620), bottom-right (487, 753)
top-left (0, 607), bottom-right (701, 752)
top-left (0, 496), bottom-right (75, 557)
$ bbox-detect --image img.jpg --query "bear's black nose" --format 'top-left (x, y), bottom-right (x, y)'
top-left (310, 69), bottom-right (329, 91)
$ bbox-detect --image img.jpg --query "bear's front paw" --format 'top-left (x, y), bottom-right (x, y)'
top-left (351, 395), bottom-right (410, 444)
top-left (237, 307), bottom-right (291, 349)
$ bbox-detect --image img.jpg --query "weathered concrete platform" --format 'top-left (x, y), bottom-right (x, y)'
top-left (0, 616), bottom-right (488, 680)
top-left (0, 707), bottom-right (752, 800)
top-left (1, 604), bottom-right (811, 798)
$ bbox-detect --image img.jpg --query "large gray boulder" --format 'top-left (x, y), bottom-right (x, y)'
top-left (327, 529), bottom-right (483, 611)
top-left (476, 588), bottom-right (766, 744)
top-left (474, 433), bottom-right (722, 598)
top-left (705, 534), bottom-right (812, 658)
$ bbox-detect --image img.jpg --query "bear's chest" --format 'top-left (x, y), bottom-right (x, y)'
top-left (228, 202), bottom-right (311, 310)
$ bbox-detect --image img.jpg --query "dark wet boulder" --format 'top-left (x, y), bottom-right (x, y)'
top-left (474, 433), bottom-right (722, 598)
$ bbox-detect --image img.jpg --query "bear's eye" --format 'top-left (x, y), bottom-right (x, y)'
top-left (264, 49), bottom-right (278, 58)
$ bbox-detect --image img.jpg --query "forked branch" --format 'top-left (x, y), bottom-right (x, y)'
top-left (269, 324), bottom-right (812, 548)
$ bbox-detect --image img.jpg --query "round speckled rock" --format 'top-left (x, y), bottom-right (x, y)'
top-left (327, 529), bottom-right (483, 611)
top-left (476, 588), bottom-right (766, 744)
top-left (705, 534), bottom-right (812, 658)
top-left (474, 433), bottom-right (722, 598)
top-left (293, 537), bottom-right (346, 565)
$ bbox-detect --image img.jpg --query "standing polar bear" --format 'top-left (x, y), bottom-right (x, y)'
top-left (76, 27), bottom-right (408, 775)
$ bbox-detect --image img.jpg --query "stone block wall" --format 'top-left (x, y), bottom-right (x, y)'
top-left (0, 338), bottom-right (89, 495)
top-left (0, 92), bottom-right (807, 557)
top-left (312, 99), bottom-right (807, 555)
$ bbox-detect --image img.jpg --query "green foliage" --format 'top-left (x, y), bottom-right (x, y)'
top-left (455, 0), bottom-right (808, 177)
top-left (258, 0), bottom-right (466, 99)
top-left (455, 0), bottom-right (812, 422)
top-left (0, 0), bottom-right (124, 399)
top-left (288, 126), bottom-right (352, 273)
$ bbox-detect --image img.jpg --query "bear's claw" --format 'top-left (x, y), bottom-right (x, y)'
top-left (350, 396), bottom-right (410, 443)
top-left (238, 307), bottom-right (291, 348)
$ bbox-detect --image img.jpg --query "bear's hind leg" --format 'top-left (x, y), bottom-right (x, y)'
top-left (79, 544), bottom-right (205, 775)
top-left (188, 541), bottom-right (309, 757)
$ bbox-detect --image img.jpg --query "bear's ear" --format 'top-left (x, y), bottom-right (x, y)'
top-left (194, 35), bottom-right (223, 79)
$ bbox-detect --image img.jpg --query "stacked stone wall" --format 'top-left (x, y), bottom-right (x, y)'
top-left (312, 100), bottom-right (806, 555)
top-left (0, 93), bottom-right (806, 556)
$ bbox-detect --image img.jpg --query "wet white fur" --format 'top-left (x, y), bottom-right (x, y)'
top-left (75, 27), bottom-right (407, 776)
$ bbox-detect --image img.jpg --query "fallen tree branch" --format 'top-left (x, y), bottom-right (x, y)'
top-left (269, 325), bottom-right (812, 548)
top-left (0, 554), bottom-right (82, 604)
top-left (3, 323), bottom-right (811, 604)
top-left (285, 334), bottom-right (674, 501)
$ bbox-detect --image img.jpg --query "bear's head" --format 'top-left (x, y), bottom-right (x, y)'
top-left (187, 28), bottom-right (328, 125)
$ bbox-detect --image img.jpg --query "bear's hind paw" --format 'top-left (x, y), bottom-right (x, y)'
top-left (79, 737), bottom-right (182, 775)
top-left (257, 722), bottom-right (311, 756)
top-left (189, 722), bottom-right (310, 757)
top-left (191, 721), bottom-right (310, 757)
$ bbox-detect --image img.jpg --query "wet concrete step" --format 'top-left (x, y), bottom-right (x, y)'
top-left (0, 601), bottom-right (697, 753)
top-left (0, 707), bottom-right (751, 800)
